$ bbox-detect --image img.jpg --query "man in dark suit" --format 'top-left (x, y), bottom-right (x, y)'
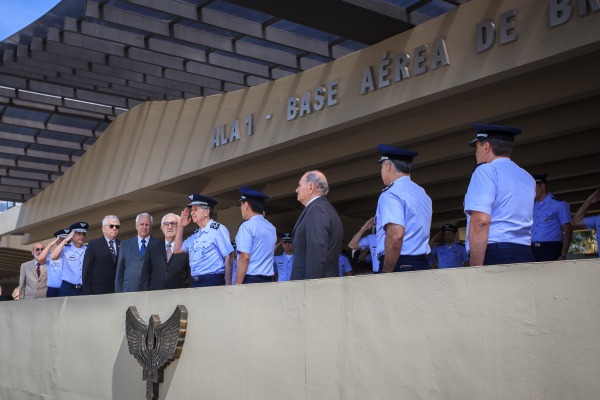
top-left (291, 170), bottom-right (343, 280)
top-left (115, 213), bottom-right (160, 293)
top-left (139, 213), bottom-right (191, 291)
top-left (82, 215), bottom-right (121, 295)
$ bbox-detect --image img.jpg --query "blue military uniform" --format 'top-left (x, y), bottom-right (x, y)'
top-left (464, 123), bottom-right (535, 265)
top-left (583, 215), bottom-right (600, 257)
top-left (182, 194), bottom-right (234, 287)
top-left (430, 224), bottom-right (469, 268)
top-left (358, 233), bottom-right (379, 272)
top-left (531, 174), bottom-right (572, 261)
top-left (183, 221), bottom-right (233, 281)
top-left (375, 144), bottom-right (432, 271)
top-left (235, 188), bottom-right (277, 284)
top-left (45, 228), bottom-right (68, 297)
top-left (338, 254), bottom-right (352, 276)
top-left (273, 233), bottom-right (293, 282)
top-left (58, 222), bottom-right (89, 296)
top-left (431, 243), bottom-right (469, 268)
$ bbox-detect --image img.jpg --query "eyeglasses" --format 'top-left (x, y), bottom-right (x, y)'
top-left (108, 224), bottom-right (120, 229)
top-left (34, 248), bottom-right (43, 251)
top-left (162, 221), bottom-right (178, 227)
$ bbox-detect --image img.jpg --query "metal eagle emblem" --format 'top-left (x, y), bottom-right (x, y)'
top-left (126, 305), bottom-right (188, 400)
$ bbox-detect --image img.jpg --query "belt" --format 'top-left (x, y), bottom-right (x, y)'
top-left (487, 242), bottom-right (530, 250)
top-left (191, 273), bottom-right (223, 282)
top-left (247, 274), bottom-right (273, 279)
top-left (62, 280), bottom-right (82, 290)
top-left (531, 241), bottom-right (561, 247)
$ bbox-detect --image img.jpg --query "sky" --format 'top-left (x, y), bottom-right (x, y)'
top-left (0, 0), bottom-right (61, 41)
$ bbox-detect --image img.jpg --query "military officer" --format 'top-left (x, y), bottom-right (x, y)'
top-left (50, 222), bottom-right (89, 296)
top-left (375, 144), bottom-right (432, 272)
top-left (531, 174), bottom-right (573, 261)
top-left (234, 188), bottom-right (277, 284)
top-left (429, 224), bottom-right (469, 268)
top-left (273, 233), bottom-right (294, 282)
top-left (174, 194), bottom-right (234, 287)
top-left (464, 123), bottom-right (535, 266)
top-left (37, 228), bottom-right (69, 297)
top-left (348, 217), bottom-right (379, 273)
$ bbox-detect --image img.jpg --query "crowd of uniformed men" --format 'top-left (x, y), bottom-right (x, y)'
top-left (9, 123), bottom-right (600, 300)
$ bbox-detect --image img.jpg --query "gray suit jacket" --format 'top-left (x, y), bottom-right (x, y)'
top-left (291, 196), bottom-right (343, 280)
top-left (19, 259), bottom-right (47, 299)
top-left (115, 236), bottom-right (159, 293)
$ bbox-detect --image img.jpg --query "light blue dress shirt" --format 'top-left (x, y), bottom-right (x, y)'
top-left (431, 243), bottom-right (469, 268)
top-left (182, 220), bottom-right (234, 276)
top-left (58, 243), bottom-right (87, 285)
top-left (358, 233), bottom-right (379, 272)
top-left (376, 176), bottom-right (432, 257)
top-left (45, 253), bottom-right (63, 288)
top-left (338, 254), bottom-right (352, 276)
top-left (235, 215), bottom-right (277, 276)
top-left (532, 193), bottom-right (571, 242)
top-left (273, 253), bottom-right (294, 282)
top-left (464, 158), bottom-right (535, 252)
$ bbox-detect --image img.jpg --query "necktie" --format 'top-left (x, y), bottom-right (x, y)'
top-left (166, 243), bottom-right (172, 262)
top-left (109, 240), bottom-right (117, 262)
top-left (140, 239), bottom-right (146, 256)
top-left (36, 263), bottom-right (40, 278)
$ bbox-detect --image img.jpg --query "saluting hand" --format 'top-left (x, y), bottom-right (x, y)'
top-left (586, 188), bottom-right (600, 205)
top-left (179, 208), bottom-right (191, 227)
top-left (362, 217), bottom-right (375, 231)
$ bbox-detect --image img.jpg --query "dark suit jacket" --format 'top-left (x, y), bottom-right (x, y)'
top-left (115, 236), bottom-right (160, 293)
top-left (82, 237), bottom-right (121, 295)
top-left (138, 240), bottom-right (191, 291)
top-left (291, 196), bottom-right (343, 280)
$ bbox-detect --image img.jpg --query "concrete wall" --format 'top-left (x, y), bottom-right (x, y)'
top-left (1, 259), bottom-right (599, 399)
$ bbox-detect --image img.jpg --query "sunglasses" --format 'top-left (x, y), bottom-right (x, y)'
top-left (107, 224), bottom-right (120, 229)
top-left (34, 248), bottom-right (44, 251)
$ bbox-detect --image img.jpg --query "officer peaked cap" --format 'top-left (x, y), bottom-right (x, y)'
top-left (377, 144), bottom-right (418, 163)
top-left (187, 193), bottom-right (218, 207)
top-left (68, 222), bottom-right (89, 232)
top-left (469, 123), bottom-right (522, 147)
top-left (238, 187), bottom-right (269, 203)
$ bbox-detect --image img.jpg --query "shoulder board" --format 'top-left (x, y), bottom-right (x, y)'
top-left (193, 228), bottom-right (200, 235)
top-left (210, 222), bottom-right (220, 229)
top-left (382, 182), bottom-right (394, 192)
top-left (552, 194), bottom-right (565, 202)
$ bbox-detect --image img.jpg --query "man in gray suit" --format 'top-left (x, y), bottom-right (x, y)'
top-left (291, 170), bottom-right (343, 280)
top-left (115, 213), bottom-right (159, 292)
top-left (19, 243), bottom-right (48, 299)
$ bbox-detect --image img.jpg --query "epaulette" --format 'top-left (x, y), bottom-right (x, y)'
top-left (552, 194), bottom-right (565, 202)
top-left (210, 222), bottom-right (220, 229)
top-left (382, 182), bottom-right (394, 192)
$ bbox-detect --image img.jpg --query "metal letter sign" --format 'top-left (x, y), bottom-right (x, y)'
top-left (126, 305), bottom-right (188, 400)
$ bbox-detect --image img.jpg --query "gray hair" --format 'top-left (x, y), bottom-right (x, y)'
top-left (161, 213), bottom-right (180, 225)
top-left (306, 171), bottom-right (329, 195)
top-left (387, 159), bottom-right (412, 175)
top-left (136, 213), bottom-right (154, 225)
top-left (102, 215), bottom-right (120, 226)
